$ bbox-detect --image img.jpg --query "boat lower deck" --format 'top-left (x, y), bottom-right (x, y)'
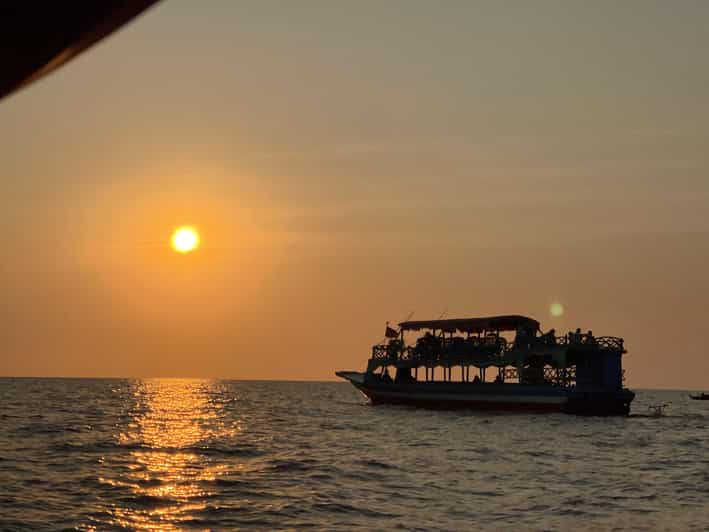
top-left (336, 371), bottom-right (634, 415)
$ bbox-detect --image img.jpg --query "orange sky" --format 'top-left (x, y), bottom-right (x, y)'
top-left (1, 1), bottom-right (708, 388)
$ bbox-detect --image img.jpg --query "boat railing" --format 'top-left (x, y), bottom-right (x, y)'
top-left (502, 367), bottom-right (518, 381)
top-left (543, 366), bottom-right (576, 386)
top-left (371, 344), bottom-right (390, 360)
top-left (594, 336), bottom-right (625, 351)
top-left (555, 334), bottom-right (624, 351)
top-left (505, 366), bottom-right (576, 386)
top-left (371, 334), bottom-right (625, 364)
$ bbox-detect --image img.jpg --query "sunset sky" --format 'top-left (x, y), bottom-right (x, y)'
top-left (1, 1), bottom-right (708, 387)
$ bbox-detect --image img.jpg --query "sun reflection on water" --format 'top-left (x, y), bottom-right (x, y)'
top-left (101, 379), bottom-right (241, 530)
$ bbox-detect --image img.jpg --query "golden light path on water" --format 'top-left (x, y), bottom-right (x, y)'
top-left (102, 379), bottom-right (242, 530)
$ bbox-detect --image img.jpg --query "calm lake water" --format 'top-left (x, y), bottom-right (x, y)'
top-left (0, 378), bottom-right (707, 530)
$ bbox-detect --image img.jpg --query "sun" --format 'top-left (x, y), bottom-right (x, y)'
top-left (171, 226), bottom-right (200, 253)
top-left (550, 302), bottom-right (564, 318)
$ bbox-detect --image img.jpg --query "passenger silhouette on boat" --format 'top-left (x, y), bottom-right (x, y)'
top-left (381, 368), bottom-right (393, 383)
top-left (541, 328), bottom-right (556, 346)
top-left (585, 330), bottom-right (595, 345)
top-left (570, 328), bottom-right (582, 344)
top-left (514, 326), bottom-right (529, 349)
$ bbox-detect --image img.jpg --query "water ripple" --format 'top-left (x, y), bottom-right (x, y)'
top-left (1, 379), bottom-right (709, 530)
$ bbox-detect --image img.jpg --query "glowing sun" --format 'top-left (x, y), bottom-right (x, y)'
top-left (171, 226), bottom-right (200, 253)
top-left (550, 302), bottom-right (564, 318)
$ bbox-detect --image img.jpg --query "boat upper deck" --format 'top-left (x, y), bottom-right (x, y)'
top-left (371, 315), bottom-right (625, 372)
top-left (372, 333), bottom-right (624, 370)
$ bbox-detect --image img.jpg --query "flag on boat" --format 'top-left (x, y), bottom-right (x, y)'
top-left (385, 324), bottom-right (399, 338)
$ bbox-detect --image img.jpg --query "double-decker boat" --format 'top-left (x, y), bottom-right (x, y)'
top-left (337, 315), bottom-right (635, 415)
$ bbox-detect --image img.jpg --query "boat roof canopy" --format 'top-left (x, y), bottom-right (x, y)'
top-left (399, 315), bottom-right (539, 334)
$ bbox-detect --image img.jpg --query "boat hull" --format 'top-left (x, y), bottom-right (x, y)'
top-left (336, 372), bottom-right (634, 415)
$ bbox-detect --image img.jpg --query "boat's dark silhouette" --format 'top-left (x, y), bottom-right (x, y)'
top-left (338, 315), bottom-right (635, 415)
top-left (689, 393), bottom-right (709, 400)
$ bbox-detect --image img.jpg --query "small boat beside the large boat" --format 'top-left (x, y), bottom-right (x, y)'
top-left (689, 392), bottom-right (709, 400)
top-left (337, 314), bottom-right (635, 416)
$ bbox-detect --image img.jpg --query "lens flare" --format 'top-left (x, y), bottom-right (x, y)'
top-left (171, 226), bottom-right (199, 253)
top-left (550, 302), bottom-right (564, 318)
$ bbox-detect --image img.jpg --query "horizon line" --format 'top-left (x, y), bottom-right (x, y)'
top-left (0, 375), bottom-right (703, 392)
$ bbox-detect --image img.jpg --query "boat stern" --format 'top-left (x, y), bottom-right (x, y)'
top-left (564, 388), bottom-right (635, 416)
